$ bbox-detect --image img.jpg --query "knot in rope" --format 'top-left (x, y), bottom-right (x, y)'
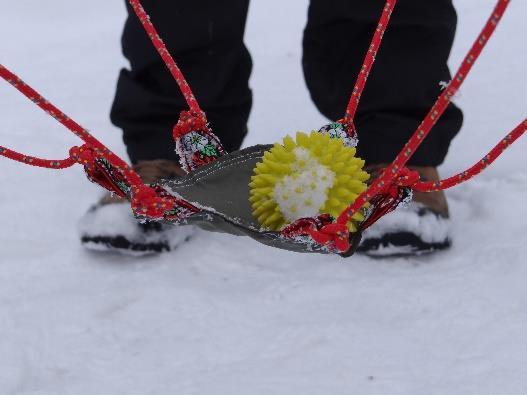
top-left (131, 185), bottom-right (173, 219)
top-left (69, 144), bottom-right (96, 165)
top-left (70, 144), bottom-right (129, 198)
top-left (333, 166), bottom-right (419, 241)
top-left (308, 223), bottom-right (351, 253)
top-left (334, 118), bottom-right (359, 144)
top-left (395, 167), bottom-right (421, 187)
top-left (280, 215), bottom-right (352, 254)
top-left (173, 110), bottom-right (208, 139)
top-left (173, 110), bottom-right (226, 173)
top-left (382, 166), bottom-right (420, 198)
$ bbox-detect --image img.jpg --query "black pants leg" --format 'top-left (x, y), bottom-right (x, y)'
top-left (111, 0), bottom-right (252, 163)
top-left (303, 0), bottom-right (463, 166)
top-left (113, 0), bottom-right (462, 167)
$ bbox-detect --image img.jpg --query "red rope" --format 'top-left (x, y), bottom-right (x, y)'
top-left (128, 0), bottom-right (203, 116)
top-left (337, 0), bottom-right (512, 226)
top-left (390, 0), bottom-right (510, 173)
top-left (413, 120), bottom-right (527, 192)
top-left (345, 0), bottom-right (397, 123)
top-left (0, 65), bottom-right (103, 149)
top-left (0, 145), bottom-right (75, 169)
top-left (0, 64), bottom-right (196, 219)
top-left (0, 64), bottom-right (142, 184)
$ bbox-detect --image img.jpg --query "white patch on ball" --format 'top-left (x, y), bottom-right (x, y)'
top-left (273, 148), bottom-right (335, 222)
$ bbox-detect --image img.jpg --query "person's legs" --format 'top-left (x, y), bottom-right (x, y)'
top-left (81, 0), bottom-right (253, 254)
top-left (302, 0), bottom-right (462, 166)
top-left (303, 0), bottom-right (462, 255)
top-left (111, 0), bottom-right (252, 162)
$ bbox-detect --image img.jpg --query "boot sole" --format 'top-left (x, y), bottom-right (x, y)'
top-left (357, 231), bottom-right (451, 258)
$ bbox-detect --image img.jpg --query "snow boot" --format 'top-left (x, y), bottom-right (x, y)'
top-left (358, 165), bottom-right (451, 257)
top-left (79, 159), bottom-right (194, 255)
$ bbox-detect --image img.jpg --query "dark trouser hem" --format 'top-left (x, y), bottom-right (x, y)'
top-left (303, 0), bottom-right (463, 166)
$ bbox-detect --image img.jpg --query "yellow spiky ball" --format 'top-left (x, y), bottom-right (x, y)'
top-left (249, 131), bottom-right (370, 232)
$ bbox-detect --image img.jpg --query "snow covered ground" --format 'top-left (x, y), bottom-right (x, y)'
top-left (1, 1), bottom-right (526, 393)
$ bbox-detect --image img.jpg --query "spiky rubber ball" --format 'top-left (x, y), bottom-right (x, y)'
top-left (249, 131), bottom-right (370, 232)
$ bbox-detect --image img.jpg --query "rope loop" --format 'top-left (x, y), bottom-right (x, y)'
top-left (0, 144), bottom-right (76, 169)
top-left (280, 215), bottom-right (353, 254)
top-left (130, 185), bottom-right (169, 219)
top-left (395, 167), bottom-right (420, 187)
top-left (309, 223), bottom-right (351, 253)
top-left (172, 110), bottom-right (208, 139)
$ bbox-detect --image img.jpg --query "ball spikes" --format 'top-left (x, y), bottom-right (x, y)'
top-left (250, 131), bottom-right (370, 231)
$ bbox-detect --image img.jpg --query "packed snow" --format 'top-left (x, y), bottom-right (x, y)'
top-left (1, 1), bottom-right (526, 394)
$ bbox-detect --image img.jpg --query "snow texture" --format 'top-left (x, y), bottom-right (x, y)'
top-left (1, 1), bottom-right (527, 394)
top-left (362, 202), bottom-right (451, 243)
top-left (78, 197), bottom-right (195, 254)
